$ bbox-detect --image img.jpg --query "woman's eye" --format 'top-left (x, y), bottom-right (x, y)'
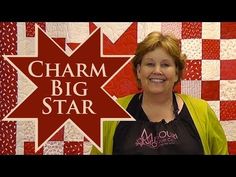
top-left (161, 63), bottom-right (169, 67)
top-left (146, 63), bottom-right (155, 66)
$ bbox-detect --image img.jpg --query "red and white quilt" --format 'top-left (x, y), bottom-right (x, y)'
top-left (0, 22), bottom-right (236, 155)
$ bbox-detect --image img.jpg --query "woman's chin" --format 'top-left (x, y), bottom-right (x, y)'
top-left (146, 89), bottom-right (166, 95)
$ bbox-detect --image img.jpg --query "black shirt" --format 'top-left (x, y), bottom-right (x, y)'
top-left (113, 93), bottom-right (204, 155)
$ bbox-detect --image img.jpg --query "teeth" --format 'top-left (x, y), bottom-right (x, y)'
top-left (150, 78), bottom-right (165, 83)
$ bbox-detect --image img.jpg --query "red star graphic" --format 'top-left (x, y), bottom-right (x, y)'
top-left (3, 26), bottom-right (134, 152)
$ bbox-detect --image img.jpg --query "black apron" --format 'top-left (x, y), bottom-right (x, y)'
top-left (113, 93), bottom-right (204, 155)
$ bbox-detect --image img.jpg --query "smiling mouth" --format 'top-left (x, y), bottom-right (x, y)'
top-left (149, 78), bottom-right (166, 83)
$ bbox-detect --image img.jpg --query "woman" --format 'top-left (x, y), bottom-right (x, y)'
top-left (91, 32), bottom-right (228, 155)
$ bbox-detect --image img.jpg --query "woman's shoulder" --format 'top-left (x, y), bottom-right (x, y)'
top-left (177, 93), bottom-right (208, 107)
top-left (177, 93), bottom-right (212, 123)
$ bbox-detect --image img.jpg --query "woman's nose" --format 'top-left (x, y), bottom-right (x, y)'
top-left (152, 65), bottom-right (162, 74)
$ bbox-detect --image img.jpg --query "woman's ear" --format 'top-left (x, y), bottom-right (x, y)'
top-left (137, 64), bottom-right (141, 79)
top-left (175, 68), bottom-right (179, 82)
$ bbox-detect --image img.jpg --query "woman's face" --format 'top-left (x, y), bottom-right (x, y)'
top-left (137, 47), bottom-right (178, 95)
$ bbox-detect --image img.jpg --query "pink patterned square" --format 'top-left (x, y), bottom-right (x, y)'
top-left (220, 101), bottom-right (236, 121)
top-left (202, 40), bottom-right (220, 59)
top-left (221, 60), bottom-right (236, 80)
top-left (64, 142), bottom-right (83, 155)
top-left (182, 60), bottom-right (202, 80)
top-left (161, 22), bottom-right (182, 39)
top-left (201, 81), bottom-right (219, 101)
top-left (181, 80), bottom-right (201, 98)
top-left (182, 22), bottom-right (202, 39)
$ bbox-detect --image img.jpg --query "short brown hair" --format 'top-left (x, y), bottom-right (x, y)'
top-left (132, 31), bottom-right (187, 89)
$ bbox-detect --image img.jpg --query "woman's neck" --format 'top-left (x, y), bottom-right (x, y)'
top-left (141, 91), bottom-right (175, 122)
top-left (142, 91), bottom-right (173, 106)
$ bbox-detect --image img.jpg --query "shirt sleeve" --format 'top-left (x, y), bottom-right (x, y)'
top-left (207, 104), bottom-right (229, 155)
top-left (90, 121), bottom-right (119, 155)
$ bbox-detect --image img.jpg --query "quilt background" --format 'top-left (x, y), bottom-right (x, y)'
top-left (0, 22), bottom-right (236, 155)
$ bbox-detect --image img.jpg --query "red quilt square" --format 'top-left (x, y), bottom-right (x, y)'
top-left (24, 142), bottom-right (43, 155)
top-left (228, 141), bottom-right (236, 155)
top-left (0, 22), bottom-right (17, 55)
top-left (26, 22), bottom-right (46, 37)
top-left (0, 58), bottom-right (18, 119)
top-left (0, 23), bottom-right (17, 120)
top-left (182, 22), bottom-right (202, 39)
top-left (49, 127), bottom-right (64, 141)
top-left (221, 60), bottom-right (236, 80)
top-left (99, 22), bottom-right (137, 55)
top-left (64, 142), bottom-right (83, 155)
top-left (174, 81), bottom-right (181, 93)
top-left (104, 62), bottom-right (139, 98)
top-left (201, 81), bottom-right (219, 100)
top-left (182, 60), bottom-right (202, 80)
top-left (220, 101), bottom-right (236, 121)
top-left (202, 40), bottom-right (220, 59)
top-left (0, 121), bottom-right (16, 155)
top-left (221, 22), bottom-right (236, 39)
